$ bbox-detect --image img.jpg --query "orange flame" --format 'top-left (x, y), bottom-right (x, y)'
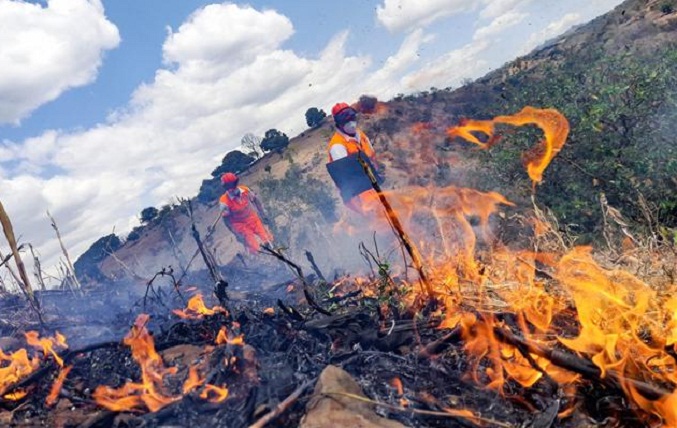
top-left (93, 314), bottom-right (234, 413)
top-left (46, 365), bottom-right (72, 407)
top-left (447, 106), bottom-right (569, 184)
top-left (182, 366), bottom-right (204, 394)
top-left (215, 326), bottom-right (244, 346)
top-left (93, 314), bottom-right (181, 412)
top-left (25, 331), bottom-right (68, 367)
top-left (199, 384), bottom-right (229, 403)
top-left (0, 348), bottom-right (40, 398)
top-left (173, 294), bottom-right (228, 319)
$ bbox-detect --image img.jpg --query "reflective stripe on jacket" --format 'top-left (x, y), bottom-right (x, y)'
top-left (219, 186), bottom-right (256, 222)
top-left (327, 129), bottom-right (376, 163)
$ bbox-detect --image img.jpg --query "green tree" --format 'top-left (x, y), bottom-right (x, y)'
top-left (73, 234), bottom-right (122, 284)
top-left (211, 150), bottom-right (255, 177)
top-left (305, 107), bottom-right (327, 128)
top-left (140, 206), bottom-right (159, 224)
top-left (260, 129), bottom-right (290, 153)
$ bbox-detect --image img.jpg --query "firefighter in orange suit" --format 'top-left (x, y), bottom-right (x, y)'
top-left (327, 102), bottom-right (380, 212)
top-left (219, 173), bottom-right (273, 254)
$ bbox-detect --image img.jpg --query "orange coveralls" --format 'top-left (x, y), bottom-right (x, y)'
top-left (327, 129), bottom-right (379, 213)
top-left (219, 186), bottom-right (273, 254)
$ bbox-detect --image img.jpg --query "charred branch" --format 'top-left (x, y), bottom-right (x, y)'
top-left (261, 245), bottom-right (331, 316)
top-left (47, 211), bottom-right (82, 293)
top-left (355, 153), bottom-right (433, 297)
top-left (493, 326), bottom-right (673, 400)
top-left (0, 200), bottom-right (42, 323)
top-left (304, 250), bottom-right (326, 282)
top-left (248, 379), bottom-right (315, 428)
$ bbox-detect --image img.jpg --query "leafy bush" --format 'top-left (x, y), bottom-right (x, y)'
top-left (73, 234), bottom-right (122, 284)
top-left (305, 107), bottom-right (327, 128)
top-left (261, 129), bottom-right (290, 153)
top-left (127, 228), bottom-right (142, 242)
top-left (140, 206), bottom-right (159, 224)
top-left (211, 150), bottom-right (255, 177)
top-left (466, 46), bottom-right (677, 237)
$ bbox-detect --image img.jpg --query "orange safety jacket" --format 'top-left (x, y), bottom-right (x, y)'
top-left (327, 129), bottom-right (376, 164)
top-left (219, 186), bottom-right (257, 222)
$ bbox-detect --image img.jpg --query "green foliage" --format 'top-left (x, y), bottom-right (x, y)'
top-left (473, 46), bottom-right (677, 236)
top-left (305, 107), bottom-right (327, 128)
top-left (198, 150), bottom-right (256, 204)
top-left (257, 164), bottom-right (337, 243)
top-left (660, 2), bottom-right (674, 14)
top-left (127, 227), bottom-right (142, 242)
top-left (73, 234), bottom-right (122, 284)
top-left (260, 129), bottom-right (290, 153)
top-left (140, 206), bottom-right (159, 224)
top-left (211, 150), bottom-right (255, 177)
top-left (198, 179), bottom-right (220, 205)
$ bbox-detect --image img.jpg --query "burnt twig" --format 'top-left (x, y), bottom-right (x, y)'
top-left (304, 250), bottom-right (326, 282)
top-left (182, 199), bottom-right (229, 305)
top-left (493, 326), bottom-right (672, 400)
top-left (47, 210), bottom-right (82, 293)
top-left (355, 154), bottom-right (432, 297)
top-left (248, 379), bottom-right (315, 428)
top-left (262, 245), bottom-right (331, 315)
top-left (0, 200), bottom-right (42, 323)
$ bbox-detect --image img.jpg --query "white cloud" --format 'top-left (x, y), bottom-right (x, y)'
top-left (0, 0), bottom-right (628, 286)
top-left (401, 39), bottom-right (491, 91)
top-left (0, 0), bottom-right (120, 124)
top-left (474, 11), bottom-right (527, 41)
top-left (480, 0), bottom-right (532, 19)
top-left (521, 13), bottom-right (582, 54)
top-left (376, 0), bottom-right (474, 32)
top-left (0, 3), bottom-right (416, 278)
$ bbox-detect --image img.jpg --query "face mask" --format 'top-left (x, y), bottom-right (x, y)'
top-left (342, 121), bottom-right (357, 135)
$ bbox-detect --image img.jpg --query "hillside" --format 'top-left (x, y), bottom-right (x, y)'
top-left (76, 0), bottom-right (677, 287)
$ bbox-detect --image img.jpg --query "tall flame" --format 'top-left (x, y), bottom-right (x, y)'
top-left (93, 314), bottom-right (234, 412)
top-left (447, 106), bottom-right (569, 184)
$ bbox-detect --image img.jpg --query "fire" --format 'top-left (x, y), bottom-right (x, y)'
top-left (446, 106), bottom-right (569, 184)
top-left (93, 314), bottom-right (234, 413)
top-left (1, 331), bottom-right (69, 402)
top-left (331, 106), bottom-right (677, 425)
top-left (0, 348), bottom-right (39, 398)
top-left (199, 384), bottom-right (229, 402)
top-left (215, 326), bottom-right (244, 346)
top-left (24, 331), bottom-right (68, 367)
top-left (93, 314), bottom-right (181, 412)
top-left (173, 294), bottom-right (228, 319)
top-left (46, 365), bottom-right (72, 407)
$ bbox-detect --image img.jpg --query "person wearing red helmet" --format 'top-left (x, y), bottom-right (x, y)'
top-left (219, 172), bottom-right (273, 254)
top-left (326, 102), bottom-right (380, 213)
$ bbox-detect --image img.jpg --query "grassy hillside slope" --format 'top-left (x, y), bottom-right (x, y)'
top-left (77, 0), bottom-right (677, 286)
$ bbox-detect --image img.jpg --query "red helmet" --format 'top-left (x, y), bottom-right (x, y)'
top-left (221, 172), bottom-right (238, 186)
top-left (331, 102), bottom-right (350, 117)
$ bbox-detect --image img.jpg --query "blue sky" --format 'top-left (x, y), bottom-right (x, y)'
top-left (0, 0), bottom-right (624, 282)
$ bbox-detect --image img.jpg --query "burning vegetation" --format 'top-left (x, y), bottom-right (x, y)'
top-left (1, 105), bottom-right (677, 427)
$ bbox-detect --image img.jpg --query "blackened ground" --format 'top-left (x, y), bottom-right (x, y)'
top-left (0, 272), bottom-right (654, 428)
